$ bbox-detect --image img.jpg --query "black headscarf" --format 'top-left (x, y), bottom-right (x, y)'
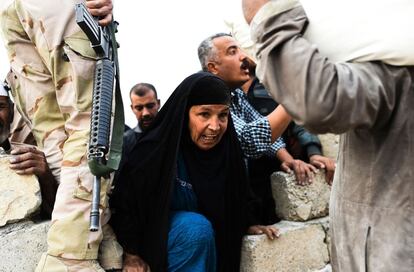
top-left (111, 72), bottom-right (260, 272)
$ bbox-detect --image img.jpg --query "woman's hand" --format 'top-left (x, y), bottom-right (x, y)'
top-left (247, 225), bottom-right (280, 240)
top-left (123, 253), bottom-right (150, 272)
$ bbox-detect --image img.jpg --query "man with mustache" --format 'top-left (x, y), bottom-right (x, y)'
top-left (198, 33), bottom-right (317, 224)
top-left (114, 83), bottom-right (160, 189)
top-left (198, 33), bottom-right (315, 186)
top-left (127, 83), bottom-right (160, 143)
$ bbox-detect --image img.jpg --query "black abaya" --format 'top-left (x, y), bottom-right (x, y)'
top-left (111, 72), bottom-right (260, 272)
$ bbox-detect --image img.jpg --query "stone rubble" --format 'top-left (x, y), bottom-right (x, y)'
top-left (0, 156), bottom-right (41, 227)
top-left (0, 220), bottom-right (48, 272)
top-left (241, 218), bottom-right (330, 272)
top-left (271, 171), bottom-right (331, 221)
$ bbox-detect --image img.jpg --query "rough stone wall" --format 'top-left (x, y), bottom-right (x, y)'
top-left (318, 134), bottom-right (340, 159)
top-left (271, 171), bottom-right (331, 221)
top-left (241, 218), bottom-right (330, 272)
top-left (0, 134), bottom-right (340, 271)
top-left (240, 133), bottom-right (339, 272)
top-left (0, 221), bottom-right (48, 272)
top-left (0, 156), bottom-right (41, 226)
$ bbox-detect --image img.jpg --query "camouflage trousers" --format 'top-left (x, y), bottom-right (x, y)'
top-left (0, 0), bottom-right (122, 270)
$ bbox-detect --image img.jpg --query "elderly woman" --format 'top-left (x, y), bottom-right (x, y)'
top-left (111, 72), bottom-right (278, 272)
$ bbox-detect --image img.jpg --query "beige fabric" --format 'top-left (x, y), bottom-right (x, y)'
top-left (225, 17), bottom-right (257, 62)
top-left (253, 6), bottom-right (414, 272)
top-left (252, 0), bottom-right (414, 65)
top-left (98, 224), bottom-right (123, 270)
top-left (9, 103), bottom-right (37, 145)
top-left (35, 253), bottom-right (106, 272)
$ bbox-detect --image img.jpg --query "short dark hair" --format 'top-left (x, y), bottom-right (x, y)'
top-left (129, 83), bottom-right (158, 99)
top-left (198, 33), bottom-right (232, 71)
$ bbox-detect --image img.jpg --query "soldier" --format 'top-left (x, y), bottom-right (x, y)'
top-left (0, 0), bottom-right (122, 271)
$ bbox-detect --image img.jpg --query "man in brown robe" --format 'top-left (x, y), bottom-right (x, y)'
top-left (242, 0), bottom-right (414, 271)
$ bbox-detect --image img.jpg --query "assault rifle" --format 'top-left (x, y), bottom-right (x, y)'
top-left (75, 3), bottom-right (122, 232)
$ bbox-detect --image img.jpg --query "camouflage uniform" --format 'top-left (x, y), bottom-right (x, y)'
top-left (9, 101), bottom-right (37, 145)
top-left (0, 0), bottom-right (122, 270)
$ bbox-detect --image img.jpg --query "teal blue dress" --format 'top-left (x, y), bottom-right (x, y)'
top-left (167, 153), bottom-right (217, 272)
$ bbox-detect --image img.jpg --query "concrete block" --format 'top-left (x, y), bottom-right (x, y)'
top-left (271, 171), bottom-right (331, 221)
top-left (318, 134), bottom-right (340, 160)
top-left (241, 220), bottom-right (330, 272)
top-left (0, 221), bottom-right (49, 271)
top-left (0, 156), bottom-right (41, 227)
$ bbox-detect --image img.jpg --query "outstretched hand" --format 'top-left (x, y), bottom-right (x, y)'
top-left (247, 225), bottom-right (280, 240)
top-left (86, 0), bottom-right (113, 26)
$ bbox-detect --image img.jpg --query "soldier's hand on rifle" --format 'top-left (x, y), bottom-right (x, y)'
top-left (86, 0), bottom-right (113, 26)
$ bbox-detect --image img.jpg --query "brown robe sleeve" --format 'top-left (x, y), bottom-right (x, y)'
top-left (253, 6), bottom-right (408, 134)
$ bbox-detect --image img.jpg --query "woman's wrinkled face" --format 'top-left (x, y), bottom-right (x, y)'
top-left (188, 104), bottom-right (229, 150)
